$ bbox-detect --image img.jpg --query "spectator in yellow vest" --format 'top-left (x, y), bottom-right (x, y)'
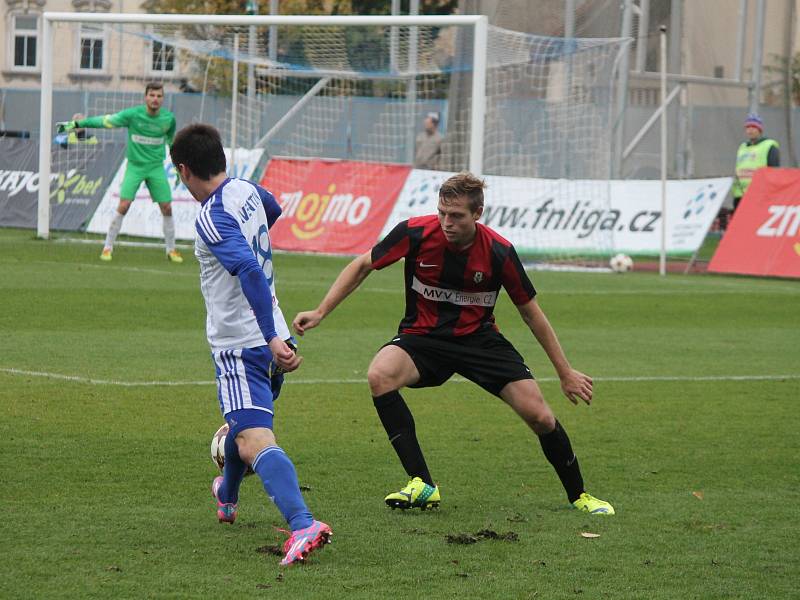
top-left (732, 113), bottom-right (779, 213)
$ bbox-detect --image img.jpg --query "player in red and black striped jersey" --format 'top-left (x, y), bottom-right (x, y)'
top-left (293, 172), bottom-right (614, 516)
top-left (371, 212), bottom-right (535, 337)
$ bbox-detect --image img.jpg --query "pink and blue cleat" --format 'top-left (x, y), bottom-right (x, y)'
top-left (279, 520), bottom-right (333, 566)
top-left (211, 476), bottom-right (238, 524)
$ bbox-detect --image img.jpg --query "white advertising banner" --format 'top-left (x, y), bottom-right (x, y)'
top-left (86, 148), bottom-right (264, 241)
top-left (382, 170), bottom-right (731, 255)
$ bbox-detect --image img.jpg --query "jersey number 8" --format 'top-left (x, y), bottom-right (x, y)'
top-left (251, 224), bottom-right (274, 284)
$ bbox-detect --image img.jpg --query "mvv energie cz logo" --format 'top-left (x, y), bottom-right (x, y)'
top-left (278, 184), bottom-right (372, 240)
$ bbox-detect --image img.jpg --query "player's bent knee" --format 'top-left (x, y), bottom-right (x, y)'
top-left (367, 367), bottom-right (398, 396)
top-left (235, 427), bottom-right (277, 464)
top-left (529, 412), bottom-right (557, 435)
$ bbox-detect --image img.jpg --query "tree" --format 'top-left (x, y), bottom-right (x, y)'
top-left (763, 52), bottom-right (800, 107)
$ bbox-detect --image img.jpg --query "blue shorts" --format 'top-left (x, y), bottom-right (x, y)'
top-left (212, 346), bottom-right (285, 437)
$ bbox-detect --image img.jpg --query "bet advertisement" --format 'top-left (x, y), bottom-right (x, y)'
top-left (0, 138), bottom-right (125, 231)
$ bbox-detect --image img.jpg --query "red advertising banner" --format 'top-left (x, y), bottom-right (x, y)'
top-left (261, 159), bottom-right (411, 254)
top-left (709, 168), bottom-right (800, 278)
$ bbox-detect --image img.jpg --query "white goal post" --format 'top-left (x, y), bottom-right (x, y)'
top-left (37, 12), bottom-right (489, 240)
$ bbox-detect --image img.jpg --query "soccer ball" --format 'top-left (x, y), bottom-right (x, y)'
top-left (609, 253), bottom-right (634, 273)
top-left (210, 423), bottom-right (228, 470)
top-left (210, 423), bottom-right (253, 475)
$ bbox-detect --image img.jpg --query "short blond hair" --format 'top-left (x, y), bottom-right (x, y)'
top-left (439, 171), bottom-right (486, 212)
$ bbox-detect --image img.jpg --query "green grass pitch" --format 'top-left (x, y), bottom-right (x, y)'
top-left (1, 228), bottom-right (798, 599)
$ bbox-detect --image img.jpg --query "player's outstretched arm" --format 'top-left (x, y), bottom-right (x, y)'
top-left (293, 251), bottom-right (374, 336)
top-left (516, 298), bottom-right (593, 405)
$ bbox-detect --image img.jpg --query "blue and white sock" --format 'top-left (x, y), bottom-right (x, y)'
top-left (218, 432), bottom-right (248, 504)
top-left (252, 446), bottom-right (313, 531)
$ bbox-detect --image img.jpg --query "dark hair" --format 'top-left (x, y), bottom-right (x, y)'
top-left (439, 171), bottom-right (486, 212)
top-left (170, 123), bottom-right (227, 181)
top-left (145, 82), bottom-right (164, 94)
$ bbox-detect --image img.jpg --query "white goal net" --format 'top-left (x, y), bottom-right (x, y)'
top-left (40, 13), bottom-right (628, 266)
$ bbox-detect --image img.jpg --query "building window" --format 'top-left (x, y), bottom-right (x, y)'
top-left (79, 24), bottom-right (105, 71)
top-left (12, 15), bottom-right (39, 69)
top-left (713, 65), bottom-right (724, 79)
top-left (151, 39), bottom-right (176, 73)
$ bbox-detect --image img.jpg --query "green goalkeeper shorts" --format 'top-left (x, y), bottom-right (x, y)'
top-left (119, 161), bottom-right (172, 203)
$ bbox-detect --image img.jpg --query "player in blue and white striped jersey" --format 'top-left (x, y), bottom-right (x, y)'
top-left (171, 124), bottom-right (331, 566)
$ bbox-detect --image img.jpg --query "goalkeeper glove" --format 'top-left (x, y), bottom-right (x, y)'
top-left (56, 120), bottom-right (78, 134)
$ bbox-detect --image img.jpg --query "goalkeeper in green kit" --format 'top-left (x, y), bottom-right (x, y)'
top-left (57, 82), bottom-right (183, 263)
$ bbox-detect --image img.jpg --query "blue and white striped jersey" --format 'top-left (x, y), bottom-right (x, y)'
top-left (194, 178), bottom-right (290, 352)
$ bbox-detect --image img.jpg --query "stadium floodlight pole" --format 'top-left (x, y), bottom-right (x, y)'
top-left (269, 0), bottom-right (278, 61)
top-left (231, 33), bottom-right (240, 176)
top-left (246, 0), bottom-right (257, 146)
top-left (390, 0), bottom-right (400, 73)
top-left (561, 0), bottom-right (576, 178)
top-left (37, 15), bottom-right (54, 239)
top-left (659, 25), bottom-right (667, 277)
top-left (748, 0), bottom-right (766, 114)
top-left (634, 0), bottom-right (650, 72)
top-left (612, 0), bottom-right (633, 178)
top-left (734, 0), bottom-right (748, 81)
top-left (37, 13), bottom-right (487, 238)
top-left (405, 0), bottom-right (420, 165)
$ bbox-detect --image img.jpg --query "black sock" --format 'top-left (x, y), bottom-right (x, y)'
top-left (538, 420), bottom-right (584, 503)
top-left (373, 390), bottom-right (434, 485)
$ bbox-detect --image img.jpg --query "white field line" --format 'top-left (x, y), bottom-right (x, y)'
top-left (4, 259), bottom-right (798, 295)
top-left (54, 238), bottom-right (194, 250)
top-left (0, 259), bottom-right (196, 278)
top-left (2, 367), bottom-right (798, 388)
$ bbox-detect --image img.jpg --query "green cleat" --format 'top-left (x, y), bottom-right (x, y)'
top-left (572, 492), bottom-right (615, 515)
top-left (385, 476), bottom-right (440, 510)
top-left (99, 248), bottom-right (113, 262)
top-left (167, 249), bottom-right (184, 264)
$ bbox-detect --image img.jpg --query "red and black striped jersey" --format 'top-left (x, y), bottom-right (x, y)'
top-left (371, 215), bottom-right (536, 336)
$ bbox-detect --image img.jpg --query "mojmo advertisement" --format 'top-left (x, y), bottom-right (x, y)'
top-left (262, 158), bottom-right (410, 254)
top-left (384, 170), bottom-right (731, 255)
top-left (86, 148), bottom-right (264, 241)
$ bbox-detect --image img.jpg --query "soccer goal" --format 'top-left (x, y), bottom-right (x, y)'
top-left (38, 12), bottom-right (628, 266)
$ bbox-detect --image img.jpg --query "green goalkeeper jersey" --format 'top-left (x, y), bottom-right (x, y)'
top-left (80, 105), bottom-right (176, 165)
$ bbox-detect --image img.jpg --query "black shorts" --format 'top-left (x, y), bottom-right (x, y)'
top-left (383, 328), bottom-right (534, 397)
